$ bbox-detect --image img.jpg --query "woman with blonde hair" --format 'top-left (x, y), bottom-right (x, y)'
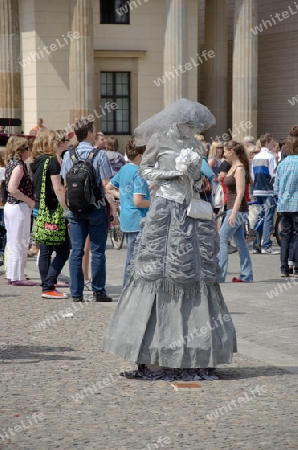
top-left (218, 140), bottom-right (253, 282)
top-left (55, 130), bottom-right (74, 161)
top-left (30, 130), bottom-right (70, 298)
top-left (208, 140), bottom-right (224, 168)
top-left (4, 136), bottom-right (36, 286)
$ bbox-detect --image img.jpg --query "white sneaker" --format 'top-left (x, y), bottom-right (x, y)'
top-left (261, 247), bottom-right (280, 254)
top-left (84, 280), bottom-right (92, 291)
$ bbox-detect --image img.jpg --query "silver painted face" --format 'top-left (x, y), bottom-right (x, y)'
top-left (176, 122), bottom-right (203, 138)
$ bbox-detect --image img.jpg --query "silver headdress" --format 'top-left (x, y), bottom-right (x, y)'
top-left (134, 98), bottom-right (215, 146)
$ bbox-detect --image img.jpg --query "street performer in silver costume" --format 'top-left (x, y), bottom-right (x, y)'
top-left (102, 98), bottom-right (237, 380)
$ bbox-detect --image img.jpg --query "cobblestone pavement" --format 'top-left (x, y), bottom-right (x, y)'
top-left (0, 241), bottom-right (297, 450)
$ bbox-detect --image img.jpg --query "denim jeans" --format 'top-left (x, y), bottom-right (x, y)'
top-left (289, 236), bottom-right (297, 265)
top-left (68, 206), bottom-right (108, 297)
top-left (218, 209), bottom-right (253, 282)
top-left (280, 212), bottom-right (298, 274)
top-left (123, 231), bottom-right (139, 288)
top-left (39, 227), bottom-right (70, 292)
top-left (252, 205), bottom-right (264, 252)
top-left (254, 196), bottom-right (277, 250)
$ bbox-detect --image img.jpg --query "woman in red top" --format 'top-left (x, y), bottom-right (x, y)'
top-left (218, 141), bottom-right (253, 283)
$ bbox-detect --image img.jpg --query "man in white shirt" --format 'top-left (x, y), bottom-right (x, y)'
top-left (251, 133), bottom-right (278, 254)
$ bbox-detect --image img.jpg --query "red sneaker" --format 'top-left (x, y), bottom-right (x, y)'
top-left (232, 277), bottom-right (244, 283)
top-left (42, 290), bottom-right (68, 299)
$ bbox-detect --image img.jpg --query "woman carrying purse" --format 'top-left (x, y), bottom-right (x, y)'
top-left (30, 130), bottom-right (70, 299)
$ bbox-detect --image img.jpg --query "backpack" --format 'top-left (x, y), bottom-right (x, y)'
top-left (65, 148), bottom-right (103, 213)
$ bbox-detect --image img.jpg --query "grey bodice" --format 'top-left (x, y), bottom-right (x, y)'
top-left (139, 128), bottom-right (204, 204)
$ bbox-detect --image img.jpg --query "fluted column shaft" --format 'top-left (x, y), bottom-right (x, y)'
top-left (69, 0), bottom-right (94, 124)
top-left (0, 0), bottom-right (21, 128)
top-left (163, 0), bottom-right (188, 107)
top-left (232, 0), bottom-right (258, 141)
top-left (204, 0), bottom-right (228, 140)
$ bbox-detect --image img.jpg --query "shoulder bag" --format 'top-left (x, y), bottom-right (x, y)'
top-left (187, 180), bottom-right (213, 221)
top-left (33, 157), bottom-right (66, 245)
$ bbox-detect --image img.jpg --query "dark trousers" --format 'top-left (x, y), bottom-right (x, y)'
top-left (39, 228), bottom-right (70, 292)
top-left (280, 212), bottom-right (298, 274)
top-left (0, 209), bottom-right (6, 253)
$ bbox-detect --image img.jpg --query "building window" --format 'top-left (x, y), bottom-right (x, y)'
top-left (100, 72), bottom-right (131, 135)
top-left (100, 0), bottom-right (130, 24)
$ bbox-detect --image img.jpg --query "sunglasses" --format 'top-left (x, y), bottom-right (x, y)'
top-left (216, 146), bottom-right (224, 149)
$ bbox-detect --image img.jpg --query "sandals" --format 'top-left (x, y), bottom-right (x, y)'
top-left (27, 250), bottom-right (39, 257)
top-left (11, 280), bottom-right (36, 286)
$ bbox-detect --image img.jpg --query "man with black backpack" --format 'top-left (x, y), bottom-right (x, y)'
top-left (61, 118), bottom-right (114, 302)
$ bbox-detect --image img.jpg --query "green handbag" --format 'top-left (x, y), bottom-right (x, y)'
top-left (33, 157), bottom-right (66, 245)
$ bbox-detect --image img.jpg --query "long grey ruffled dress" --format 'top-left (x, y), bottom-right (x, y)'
top-left (102, 127), bottom-right (237, 369)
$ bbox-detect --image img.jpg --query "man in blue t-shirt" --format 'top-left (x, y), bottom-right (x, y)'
top-left (106, 139), bottom-right (150, 287)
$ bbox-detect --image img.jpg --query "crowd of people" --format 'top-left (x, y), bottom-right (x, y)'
top-left (0, 99), bottom-right (297, 380)
top-left (0, 114), bottom-right (298, 288)
top-left (194, 131), bottom-right (297, 280)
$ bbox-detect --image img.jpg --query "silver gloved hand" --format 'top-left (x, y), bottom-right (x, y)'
top-left (186, 160), bottom-right (202, 180)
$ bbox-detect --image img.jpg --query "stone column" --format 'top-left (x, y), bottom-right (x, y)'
top-left (204, 0), bottom-right (228, 140)
top-left (232, 0), bottom-right (258, 141)
top-left (0, 0), bottom-right (21, 129)
top-left (69, 0), bottom-right (94, 125)
top-left (163, 0), bottom-right (188, 107)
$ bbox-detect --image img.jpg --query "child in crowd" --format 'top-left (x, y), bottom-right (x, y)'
top-left (106, 138), bottom-right (150, 288)
top-left (105, 136), bottom-right (126, 174)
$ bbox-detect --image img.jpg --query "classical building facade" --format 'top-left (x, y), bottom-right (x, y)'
top-left (1, 0), bottom-right (298, 145)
